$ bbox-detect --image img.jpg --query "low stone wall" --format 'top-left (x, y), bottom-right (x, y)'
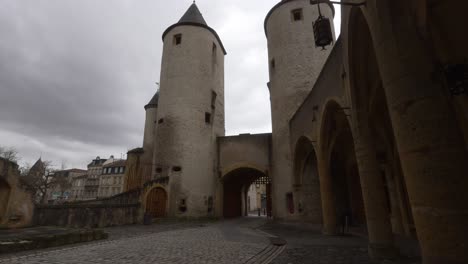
top-left (34, 203), bottom-right (141, 228)
top-left (34, 189), bottom-right (143, 228)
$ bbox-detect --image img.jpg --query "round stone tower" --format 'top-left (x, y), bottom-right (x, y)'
top-left (265, 0), bottom-right (335, 219)
top-left (152, 3), bottom-right (226, 217)
top-left (141, 91), bottom-right (159, 183)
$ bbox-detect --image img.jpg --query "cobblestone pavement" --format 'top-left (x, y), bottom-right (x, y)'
top-left (260, 222), bottom-right (373, 264)
top-left (260, 222), bottom-right (421, 264)
top-left (0, 218), bottom-right (272, 264)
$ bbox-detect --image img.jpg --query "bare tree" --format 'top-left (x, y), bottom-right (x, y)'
top-left (0, 146), bottom-right (19, 163)
top-left (21, 160), bottom-right (64, 204)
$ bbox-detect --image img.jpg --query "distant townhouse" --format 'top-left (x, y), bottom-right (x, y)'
top-left (47, 168), bottom-right (87, 203)
top-left (98, 159), bottom-right (126, 198)
top-left (84, 156), bottom-right (107, 200)
top-left (70, 173), bottom-right (87, 201)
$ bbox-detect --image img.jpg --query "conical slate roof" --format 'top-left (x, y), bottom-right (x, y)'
top-left (162, 3), bottom-right (227, 55)
top-left (178, 3), bottom-right (207, 25)
top-left (145, 91), bottom-right (159, 110)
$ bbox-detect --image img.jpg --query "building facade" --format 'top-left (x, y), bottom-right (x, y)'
top-left (84, 156), bottom-right (107, 199)
top-left (47, 169), bottom-right (87, 202)
top-left (70, 173), bottom-right (87, 201)
top-left (98, 160), bottom-right (126, 198)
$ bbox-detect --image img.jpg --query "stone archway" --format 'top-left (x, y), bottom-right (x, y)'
top-left (145, 187), bottom-right (167, 218)
top-left (321, 101), bottom-right (367, 232)
top-left (0, 179), bottom-right (11, 223)
top-left (312, 99), bottom-right (367, 235)
top-left (293, 137), bottom-right (322, 224)
top-left (222, 167), bottom-right (270, 218)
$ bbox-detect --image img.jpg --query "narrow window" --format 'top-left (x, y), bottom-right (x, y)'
top-left (270, 59), bottom-right (276, 70)
top-left (173, 166), bottom-right (182, 172)
top-left (211, 91), bottom-right (217, 109)
top-left (292, 9), bottom-right (303, 21)
top-left (158, 118), bottom-right (164, 124)
top-left (212, 43), bottom-right (217, 58)
top-left (174, 34), bottom-right (182, 45)
top-left (205, 112), bottom-right (212, 124)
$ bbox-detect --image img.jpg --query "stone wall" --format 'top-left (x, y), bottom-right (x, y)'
top-left (0, 157), bottom-right (34, 228)
top-left (218, 133), bottom-right (272, 176)
top-left (34, 189), bottom-right (142, 228)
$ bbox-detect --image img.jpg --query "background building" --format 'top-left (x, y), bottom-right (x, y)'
top-left (84, 156), bottom-right (107, 199)
top-left (46, 168), bottom-right (87, 203)
top-left (98, 159), bottom-right (126, 198)
top-left (70, 173), bottom-right (87, 201)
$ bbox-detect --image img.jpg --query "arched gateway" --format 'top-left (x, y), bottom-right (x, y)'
top-left (222, 167), bottom-right (271, 218)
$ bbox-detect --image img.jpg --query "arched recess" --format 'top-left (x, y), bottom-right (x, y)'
top-left (0, 179), bottom-right (11, 223)
top-left (293, 136), bottom-right (322, 223)
top-left (349, 6), bottom-right (416, 237)
top-left (222, 167), bottom-right (270, 218)
top-left (145, 187), bottom-right (167, 218)
top-left (320, 100), bottom-right (366, 230)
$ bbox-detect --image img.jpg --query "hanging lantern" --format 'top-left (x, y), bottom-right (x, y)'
top-left (313, 16), bottom-right (333, 49)
top-left (312, 1), bottom-right (333, 50)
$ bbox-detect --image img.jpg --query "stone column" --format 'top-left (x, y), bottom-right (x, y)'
top-left (374, 6), bottom-right (468, 262)
top-left (354, 120), bottom-right (395, 259)
top-left (317, 151), bottom-right (337, 235)
top-left (383, 164), bottom-right (404, 235)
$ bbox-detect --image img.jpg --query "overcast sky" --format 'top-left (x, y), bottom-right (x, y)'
top-left (0, 0), bottom-right (341, 169)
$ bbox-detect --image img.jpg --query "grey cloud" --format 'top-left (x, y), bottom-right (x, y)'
top-left (0, 0), bottom-right (340, 168)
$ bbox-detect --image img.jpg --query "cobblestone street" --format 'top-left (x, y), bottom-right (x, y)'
top-left (0, 218), bottom-right (421, 264)
top-left (0, 218), bottom-right (272, 264)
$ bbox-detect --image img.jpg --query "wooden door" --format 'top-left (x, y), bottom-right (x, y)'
top-left (146, 188), bottom-right (167, 218)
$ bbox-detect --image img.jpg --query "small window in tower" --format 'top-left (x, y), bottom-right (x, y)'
top-left (205, 112), bottom-right (212, 124)
top-left (172, 166), bottom-right (182, 172)
top-left (156, 167), bottom-right (162, 173)
top-left (212, 43), bottom-right (217, 57)
top-left (270, 59), bottom-right (276, 70)
top-left (292, 9), bottom-right (303, 21)
top-left (211, 91), bottom-right (217, 109)
top-left (158, 118), bottom-right (164, 124)
top-left (174, 34), bottom-right (182, 45)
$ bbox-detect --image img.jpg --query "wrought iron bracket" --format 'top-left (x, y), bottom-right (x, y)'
top-left (310, 0), bottom-right (366, 7)
top-left (443, 62), bottom-right (468, 96)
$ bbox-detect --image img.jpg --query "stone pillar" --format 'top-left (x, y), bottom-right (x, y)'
top-left (241, 186), bottom-right (247, 217)
top-left (392, 155), bottom-right (414, 237)
top-left (374, 6), bottom-right (468, 262)
top-left (317, 151), bottom-right (337, 235)
top-left (354, 120), bottom-right (395, 259)
top-left (383, 164), bottom-right (404, 235)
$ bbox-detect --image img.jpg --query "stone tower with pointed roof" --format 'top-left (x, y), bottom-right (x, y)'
top-left (141, 91), bottom-right (159, 183)
top-left (151, 3), bottom-right (226, 217)
top-left (265, 0), bottom-right (335, 220)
